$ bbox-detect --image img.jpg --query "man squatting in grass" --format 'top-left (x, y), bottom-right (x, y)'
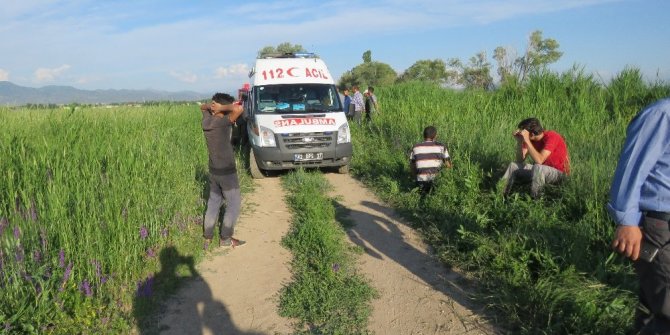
top-left (409, 126), bottom-right (452, 199)
top-left (500, 117), bottom-right (569, 198)
top-left (199, 93), bottom-right (246, 248)
top-left (608, 98), bottom-right (670, 334)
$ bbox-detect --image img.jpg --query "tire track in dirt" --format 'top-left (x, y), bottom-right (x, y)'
top-left (325, 173), bottom-right (497, 335)
top-left (156, 177), bottom-right (293, 335)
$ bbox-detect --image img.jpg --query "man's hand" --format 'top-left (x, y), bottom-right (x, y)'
top-left (513, 129), bottom-right (524, 143)
top-left (612, 225), bottom-right (643, 260)
top-left (519, 129), bottom-right (531, 142)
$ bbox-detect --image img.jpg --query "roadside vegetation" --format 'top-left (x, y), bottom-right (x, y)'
top-left (0, 105), bottom-right (252, 334)
top-left (349, 69), bottom-right (669, 334)
top-left (279, 169), bottom-right (376, 334)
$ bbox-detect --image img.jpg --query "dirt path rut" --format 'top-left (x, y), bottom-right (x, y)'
top-left (325, 173), bottom-right (495, 335)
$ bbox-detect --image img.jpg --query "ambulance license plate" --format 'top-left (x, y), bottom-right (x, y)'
top-left (294, 152), bottom-right (323, 161)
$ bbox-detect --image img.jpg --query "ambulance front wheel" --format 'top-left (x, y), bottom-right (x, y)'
top-left (249, 148), bottom-right (265, 179)
top-left (337, 164), bottom-right (349, 174)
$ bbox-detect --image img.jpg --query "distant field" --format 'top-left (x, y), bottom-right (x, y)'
top-left (0, 105), bottom-right (251, 333)
top-left (349, 70), bottom-right (669, 334)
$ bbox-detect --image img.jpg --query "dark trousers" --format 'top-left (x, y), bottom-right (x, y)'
top-left (417, 181), bottom-right (434, 201)
top-left (635, 214), bottom-right (670, 335)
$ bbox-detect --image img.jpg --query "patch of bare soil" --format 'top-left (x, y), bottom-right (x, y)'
top-left (156, 178), bottom-right (293, 335)
top-left (324, 173), bottom-right (497, 335)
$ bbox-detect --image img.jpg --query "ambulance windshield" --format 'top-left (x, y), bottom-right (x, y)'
top-left (254, 84), bottom-right (342, 114)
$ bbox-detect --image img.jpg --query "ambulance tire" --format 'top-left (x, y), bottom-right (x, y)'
top-left (337, 164), bottom-right (349, 174)
top-left (249, 148), bottom-right (265, 179)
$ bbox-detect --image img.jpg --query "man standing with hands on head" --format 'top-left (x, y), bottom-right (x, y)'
top-left (200, 93), bottom-right (246, 249)
top-left (608, 98), bottom-right (670, 334)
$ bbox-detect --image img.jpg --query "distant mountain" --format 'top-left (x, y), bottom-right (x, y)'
top-left (0, 81), bottom-right (210, 105)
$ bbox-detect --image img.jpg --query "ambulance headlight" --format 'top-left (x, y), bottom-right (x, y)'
top-left (259, 126), bottom-right (277, 147)
top-left (337, 123), bottom-right (351, 144)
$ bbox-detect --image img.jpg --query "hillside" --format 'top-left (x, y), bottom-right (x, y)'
top-left (0, 81), bottom-right (209, 105)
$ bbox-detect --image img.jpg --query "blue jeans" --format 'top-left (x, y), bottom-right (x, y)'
top-left (203, 173), bottom-right (241, 240)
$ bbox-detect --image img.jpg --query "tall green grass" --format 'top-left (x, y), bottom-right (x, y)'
top-left (0, 105), bottom-right (251, 334)
top-left (280, 170), bottom-right (376, 334)
top-left (350, 68), bottom-right (670, 334)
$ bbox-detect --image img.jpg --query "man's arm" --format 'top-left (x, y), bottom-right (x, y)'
top-left (211, 103), bottom-right (244, 123)
top-left (520, 129), bottom-right (552, 164)
top-left (608, 102), bottom-right (670, 260)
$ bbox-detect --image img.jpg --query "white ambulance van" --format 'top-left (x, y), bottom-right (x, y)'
top-left (243, 52), bottom-right (352, 178)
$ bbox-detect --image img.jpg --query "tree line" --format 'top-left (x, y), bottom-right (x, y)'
top-left (259, 30), bottom-right (563, 91)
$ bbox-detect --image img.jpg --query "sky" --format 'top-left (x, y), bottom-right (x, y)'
top-left (1, 0), bottom-right (668, 95)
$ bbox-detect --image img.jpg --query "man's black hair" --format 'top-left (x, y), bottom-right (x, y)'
top-left (367, 86), bottom-right (374, 93)
top-left (423, 126), bottom-right (437, 139)
top-left (517, 117), bottom-right (544, 135)
top-left (212, 92), bottom-right (235, 105)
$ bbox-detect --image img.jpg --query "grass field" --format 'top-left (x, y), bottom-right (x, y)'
top-left (2, 66), bottom-right (669, 334)
top-left (0, 105), bottom-right (252, 334)
top-left (349, 68), bottom-right (669, 334)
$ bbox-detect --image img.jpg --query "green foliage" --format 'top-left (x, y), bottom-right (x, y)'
top-left (258, 42), bottom-right (307, 58)
top-left (280, 170), bottom-right (376, 334)
top-left (494, 30), bottom-right (563, 84)
top-left (0, 105), bottom-right (252, 333)
top-left (449, 51), bottom-right (494, 90)
top-left (397, 59), bottom-right (455, 84)
top-left (338, 51), bottom-right (397, 89)
top-left (347, 75), bottom-right (669, 333)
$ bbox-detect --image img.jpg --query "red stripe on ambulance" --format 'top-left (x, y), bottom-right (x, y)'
top-left (274, 118), bottom-right (336, 127)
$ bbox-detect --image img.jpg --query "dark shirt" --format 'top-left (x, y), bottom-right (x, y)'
top-left (202, 110), bottom-right (236, 175)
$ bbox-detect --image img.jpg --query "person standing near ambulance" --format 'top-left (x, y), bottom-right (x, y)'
top-left (199, 93), bottom-right (246, 248)
top-left (351, 85), bottom-right (365, 124)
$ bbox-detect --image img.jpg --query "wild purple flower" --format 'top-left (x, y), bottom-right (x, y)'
top-left (29, 200), bottom-right (38, 221)
top-left (139, 226), bottom-right (148, 240)
top-left (60, 262), bottom-right (73, 291)
top-left (136, 275), bottom-right (155, 298)
top-left (332, 263), bottom-right (340, 272)
top-left (91, 260), bottom-right (102, 279)
top-left (15, 245), bottom-right (24, 263)
top-left (46, 168), bottom-right (53, 182)
top-left (33, 250), bottom-right (42, 263)
top-left (0, 217), bottom-right (7, 237)
top-left (58, 249), bottom-right (65, 268)
top-left (80, 279), bottom-right (92, 297)
top-left (4, 322), bottom-right (12, 331)
top-left (161, 228), bottom-right (169, 238)
top-left (101, 275), bottom-right (108, 285)
top-left (39, 228), bottom-right (48, 250)
top-left (13, 226), bottom-right (20, 239)
top-left (146, 248), bottom-right (156, 258)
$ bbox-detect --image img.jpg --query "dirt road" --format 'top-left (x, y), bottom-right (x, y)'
top-left (156, 174), bottom-right (495, 334)
top-left (325, 173), bottom-right (494, 335)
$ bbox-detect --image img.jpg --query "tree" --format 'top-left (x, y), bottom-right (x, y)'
top-left (397, 59), bottom-right (455, 84)
top-left (338, 51), bottom-right (397, 89)
top-left (448, 51), bottom-right (494, 90)
top-left (257, 42), bottom-right (307, 58)
top-left (494, 30), bottom-right (563, 84)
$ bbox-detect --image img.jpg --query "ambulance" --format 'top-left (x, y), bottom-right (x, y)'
top-left (243, 52), bottom-right (352, 178)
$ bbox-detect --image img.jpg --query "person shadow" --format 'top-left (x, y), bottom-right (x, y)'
top-left (333, 198), bottom-right (498, 332)
top-left (133, 246), bottom-right (264, 335)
